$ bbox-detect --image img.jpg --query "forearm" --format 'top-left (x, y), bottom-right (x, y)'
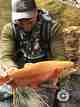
top-left (0, 23), bottom-right (16, 68)
top-left (0, 56), bottom-right (16, 68)
top-left (50, 22), bottom-right (65, 60)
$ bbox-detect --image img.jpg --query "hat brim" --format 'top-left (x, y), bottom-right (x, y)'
top-left (12, 11), bottom-right (34, 21)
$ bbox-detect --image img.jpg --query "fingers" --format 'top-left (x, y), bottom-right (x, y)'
top-left (0, 64), bottom-right (8, 77)
top-left (6, 77), bottom-right (17, 89)
top-left (0, 64), bottom-right (18, 87)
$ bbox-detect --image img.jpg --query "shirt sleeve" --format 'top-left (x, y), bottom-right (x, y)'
top-left (50, 20), bottom-right (65, 60)
top-left (0, 23), bottom-right (16, 67)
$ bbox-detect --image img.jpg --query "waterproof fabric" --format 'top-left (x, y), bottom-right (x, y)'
top-left (0, 99), bottom-right (13, 107)
top-left (0, 84), bottom-right (13, 107)
top-left (0, 84), bottom-right (12, 101)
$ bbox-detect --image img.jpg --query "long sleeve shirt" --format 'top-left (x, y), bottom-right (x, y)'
top-left (0, 22), bottom-right (65, 68)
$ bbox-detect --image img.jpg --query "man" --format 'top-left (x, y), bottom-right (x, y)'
top-left (0, 0), bottom-right (64, 106)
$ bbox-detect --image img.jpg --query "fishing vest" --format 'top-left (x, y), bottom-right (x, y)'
top-left (12, 11), bottom-right (53, 68)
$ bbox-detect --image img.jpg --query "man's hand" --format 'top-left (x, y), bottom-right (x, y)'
top-left (0, 64), bottom-right (17, 88)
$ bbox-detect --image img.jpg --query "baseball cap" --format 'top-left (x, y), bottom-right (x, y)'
top-left (12, 0), bottom-right (37, 21)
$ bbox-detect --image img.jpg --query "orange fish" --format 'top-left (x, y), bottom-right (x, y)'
top-left (0, 60), bottom-right (74, 88)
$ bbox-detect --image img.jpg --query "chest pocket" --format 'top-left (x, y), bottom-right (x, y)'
top-left (12, 25), bottom-right (49, 67)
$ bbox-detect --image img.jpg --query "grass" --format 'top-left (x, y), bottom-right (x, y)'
top-left (36, 0), bottom-right (80, 27)
top-left (0, 0), bottom-right (10, 33)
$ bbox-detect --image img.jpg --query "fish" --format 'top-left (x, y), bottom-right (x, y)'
top-left (0, 60), bottom-right (74, 88)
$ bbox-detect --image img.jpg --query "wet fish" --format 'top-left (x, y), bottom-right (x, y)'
top-left (0, 60), bottom-right (74, 88)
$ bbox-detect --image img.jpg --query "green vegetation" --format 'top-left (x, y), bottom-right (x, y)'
top-left (0, 0), bottom-right (10, 32)
top-left (36, 0), bottom-right (80, 27)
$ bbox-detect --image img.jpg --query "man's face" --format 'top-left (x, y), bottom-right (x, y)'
top-left (16, 10), bottom-right (38, 31)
